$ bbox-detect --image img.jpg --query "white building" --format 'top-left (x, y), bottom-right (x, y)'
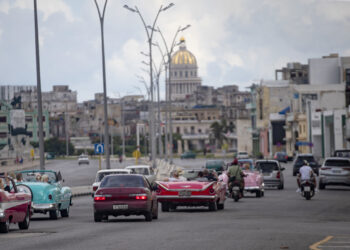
top-left (0, 85), bottom-right (36, 102)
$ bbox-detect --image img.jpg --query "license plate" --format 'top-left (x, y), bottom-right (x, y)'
top-left (333, 170), bottom-right (341, 174)
top-left (113, 204), bottom-right (128, 210)
top-left (179, 190), bottom-right (191, 197)
top-left (232, 186), bottom-right (240, 191)
top-left (304, 186), bottom-right (310, 192)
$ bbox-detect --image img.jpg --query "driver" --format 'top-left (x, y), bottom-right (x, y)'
top-left (297, 160), bottom-right (317, 192)
top-left (227, 162), bottom-right (246, 195)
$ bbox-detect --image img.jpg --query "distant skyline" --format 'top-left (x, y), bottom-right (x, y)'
top-left (1, 0), bottom-right (350, 102)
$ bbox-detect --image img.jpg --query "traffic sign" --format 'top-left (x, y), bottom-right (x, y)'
top-left (94, 143), bottom-right (104, 154)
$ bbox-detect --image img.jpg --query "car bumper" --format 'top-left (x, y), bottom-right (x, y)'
top-left (264, 180), bottom-right (282, 187)
top-left (32, 203), bottom-right (58, 213)
top-left (244, 186), bottom-right (262, 191)
top-left (157, 195), bottom-right (217, 206)
top-left (94, 201), bottom-right (150, 215)
top-left (320, 175), bottom-right (350, 185)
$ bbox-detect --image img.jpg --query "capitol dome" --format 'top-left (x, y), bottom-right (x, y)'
top-left (171, 37), bottom-right (197, 65)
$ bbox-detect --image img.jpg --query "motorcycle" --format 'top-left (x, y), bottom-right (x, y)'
top-left (300, 180), bottom-right (315, 200)
top-left (230, 180), bottom-right (242, 202)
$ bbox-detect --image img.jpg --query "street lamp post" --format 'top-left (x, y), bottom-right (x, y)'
top-left (94, 0), bottom-right (110, 169)
top-left (33, 0), bottom-right (45, 170)
top-left (124, 3), bottom-right (174, 168)
top-left (155, 24), bottom-right (191, 164)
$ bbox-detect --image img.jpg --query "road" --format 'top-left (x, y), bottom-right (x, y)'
top-left (1, 159), bottom-right (350, 250)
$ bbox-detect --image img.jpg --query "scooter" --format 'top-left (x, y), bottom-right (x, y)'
top-left (230, 181), bottom-right (242, 202)
top-left (300, 180), bottom-right (315, 200)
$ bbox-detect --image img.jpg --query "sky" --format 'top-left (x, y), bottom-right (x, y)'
top-left (1, 0), bottom-right (350, 102)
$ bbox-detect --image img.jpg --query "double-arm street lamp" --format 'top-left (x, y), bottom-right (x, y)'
top-left (124, 3), bottom-right (174, 169)
top-left (94, 0), bottom-right (110, 169)
top-left (154, 24), bottom-right (191, 164)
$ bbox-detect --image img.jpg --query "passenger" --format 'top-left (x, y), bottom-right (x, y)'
top-left (167, 170), bottom-right (187, 182)
top-left (2, 173), bottom-right (11, 192)
top-left (16, 173), bottom-right (23, 183)
top-left (195, 171), bottom-right (208, 182)
top-left (203, 169), bottom-right (217, 181)
top-left (35, 173), bottom-right (42, 182)
top-left (41, 174), bottom-right (49, 183)
top-left (0, 178), bottom-right (4, 190)
top-left (227, 163), bottom-right (246, 196)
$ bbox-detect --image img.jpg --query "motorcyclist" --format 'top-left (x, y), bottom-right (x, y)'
top-left (227, 162), bottom-right (246, 196)
top-left (297, 160), bottom-right (317, 192)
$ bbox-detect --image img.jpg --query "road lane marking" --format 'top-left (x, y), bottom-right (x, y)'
top-left (310, 236), bottom-right (333, 250)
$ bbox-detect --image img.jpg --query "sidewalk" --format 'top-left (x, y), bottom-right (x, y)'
top-left (0, 160), bottom-right (41, 173)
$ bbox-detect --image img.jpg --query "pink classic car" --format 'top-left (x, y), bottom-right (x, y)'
top-left (238, 159), bottom-right (265, 197)
top-left (156, 180), bottom-right (226, 211)
top-left (0, 175), bottom-right (32, 233)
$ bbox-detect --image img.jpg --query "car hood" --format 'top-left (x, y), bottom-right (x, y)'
top-left (157, 181), bottom-right (213, 191)
top-left (20, 182), bottom-right (59, 204)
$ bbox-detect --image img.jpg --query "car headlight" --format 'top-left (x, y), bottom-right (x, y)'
top-left (0, 210), bottom-right (4, 218)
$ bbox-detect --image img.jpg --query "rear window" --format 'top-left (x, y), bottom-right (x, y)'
top-left (256, 162), bottom-right (279, 172)
top-left (100, 175), bottom-right (145, 188)
top-left (296, 156), bottom-right (316, 164)
top-left (325, 160), bottom-right (350, 167)
top-left (97, 171), bottom-right (129, 182)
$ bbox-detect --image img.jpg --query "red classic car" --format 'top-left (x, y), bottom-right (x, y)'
top-left (156, 180), bottom-right (226, 211)
top-left (0, 175), bottom-right (32, 233)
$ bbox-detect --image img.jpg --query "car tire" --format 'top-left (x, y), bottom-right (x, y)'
top-left (217, 202), bottom-right (224, 210)
top-left (319, 182), bottom-right (326, 190)
top-left (49, 208), bottom-right (59, 220)
top-left (145, 211), bottom-right (153, 222)
top-left (60, 204), bottom-right (70, 218)
top-left (161, 203), bottom-right (170, 212)
top-left (208, 201), bottom-right (217, 211)
top-left (170, 204), bottom-right (177, 211)
top-left (0, 218), bottom-right (10, 233)
top-left (152, 207), bottom-right (158, 219)
top-left (94, 212), bottom-right (102, 222)
top-left (18, 208), bottom-right (30, 230)
top-left (256, 190), bottom-right (261, 198)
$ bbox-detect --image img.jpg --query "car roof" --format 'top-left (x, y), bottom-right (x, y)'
top-left (256, 159), bottom-right (279, 163)
top-left (97, 169), bottom-right (131, 173)
top-left (296, 153), bottom-right (314, 156)
top-left (125, 165), bottom-right (150, 169)
top-left (104, 173), bottom-right (144, 178)
top-left (325, 157), bottom-right (350, 161)
top-left (334, 149), bottom-right (350, 152)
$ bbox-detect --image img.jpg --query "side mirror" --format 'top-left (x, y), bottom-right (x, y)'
top-left (281, 167), bottom-right (285, 171)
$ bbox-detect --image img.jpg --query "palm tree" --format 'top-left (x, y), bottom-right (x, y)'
top-left (210, 119), bottom-right (235, 148)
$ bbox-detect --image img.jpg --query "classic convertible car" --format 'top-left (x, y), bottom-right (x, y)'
top-left (156, 180), bottom-right (226, 211)
top-left (17, 170), bottom-right (72, 219)
top-left (0, 174), bottom-right (32, 233)
top-left (237, 159), bottom-right (264, 197)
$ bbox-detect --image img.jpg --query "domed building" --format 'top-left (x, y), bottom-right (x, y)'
top-left (169, 37), bottom-right (202, 101)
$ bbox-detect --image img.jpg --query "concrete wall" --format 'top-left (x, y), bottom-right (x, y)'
top-left (236, 119), bottom-right (252, 154)
top-left (309, 57), bottom-right (340, 85)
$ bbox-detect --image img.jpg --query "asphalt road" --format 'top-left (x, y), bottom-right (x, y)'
top-left (1, 160), bottom-right (350, 250)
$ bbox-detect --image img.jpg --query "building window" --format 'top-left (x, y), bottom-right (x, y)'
top-left (174, 71), bottom-right (177, 77)
top-left (185, 71), bottom-right (188, 78)
top-left (191, 71), bottom-right (193, 76)
top-left (0, 132), bottom-right (7, 138)
top-left (25, 116), bottom-right (33, 122)
top-left (198, 129), bottom-right (202, 133)
top-left (0, 116), bottom-right (6, 123)
top-left (176, 127), bottom-right (180, 133)
top-left (180, 71), bottom-right (183, 77)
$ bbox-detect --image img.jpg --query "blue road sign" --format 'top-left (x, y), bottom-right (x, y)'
top-left (94, 143), bottom-right (104, 154)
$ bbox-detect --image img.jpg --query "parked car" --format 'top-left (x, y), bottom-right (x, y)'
top-left (0, 175), bottom-right (32, 233)
top-left (125, 165), bottom-right (156, 184)
top-left (180, 151), bottom-right (196, 159)
top-left (92, 169), bottom-right (132, 195)
top-left (274, 152), bottom-right (288, 163)
top-left (319, 157), bottom-right (350, 189)
top-left (333, 149), bottom-right (350, 158)
top-left (156, 179), bottom-right (226, 211)
top-left (46, 152), bottom-right (55, 160)
top-left (237, 151), bottom-right (249, 159)
top-left (205, 160), bottom-right (227, 175)
top-left (255, 160), bottom-right (285, 189)
top-left (292, 154), bottom-right (320, 176)
top-left (17, 170), bottom-right (72, 220)
top-left (78, 154), bottom-right (89, 165)
top-left (93, 174), bottom-right (158, 222)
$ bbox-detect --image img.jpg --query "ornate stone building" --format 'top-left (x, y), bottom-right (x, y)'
top-left (169, 37), bottom-right (202, 101)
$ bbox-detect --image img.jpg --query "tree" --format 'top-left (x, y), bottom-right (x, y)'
top-left (210, 119), bottom-right (234, 148)
top-left (44, 137), bottom-right (74, 156)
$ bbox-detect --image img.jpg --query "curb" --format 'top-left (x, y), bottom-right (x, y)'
top-left (72, 192), bottom-right (92, 198)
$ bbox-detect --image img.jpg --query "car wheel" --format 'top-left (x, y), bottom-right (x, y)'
top-left (18, 208), bottom-right (30, 230)
top-left (145, 211), bottom-right (153, 221)
top-left (0, 218), bottom-right (10, 233)
top-left (94, 212), bottom-right (102, 222)
top-left (208, 201), bottom-right (217, 211)
top-left (170, 204), bottom-right (177, 211)
top-left (161, 203), bottom-right (170, 212)
top-left (319, 182), bottom-right (326, 190)
top-left (256, 190), bottom-right (261, 198)
top-left (152, 203), bottom-right (158, 219)
top-left (49, 208), bottom-right (59, 220)
top-left (60, 205), bottom-right (70, 218)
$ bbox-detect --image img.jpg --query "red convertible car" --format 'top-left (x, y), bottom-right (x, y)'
top-left (0, 175), bottom-right (32, 233)
top-left (156, 180), bottom-right (226, 211)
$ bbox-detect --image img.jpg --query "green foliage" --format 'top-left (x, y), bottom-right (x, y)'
top-left (44, 137), bottom-right (74, 156)
top-left (30, 141), bottom-right (39, 148)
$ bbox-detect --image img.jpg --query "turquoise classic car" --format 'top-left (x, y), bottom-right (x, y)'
top-left (17, 170), bottom-right (72, 220)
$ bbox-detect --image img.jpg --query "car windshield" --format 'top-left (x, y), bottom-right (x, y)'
top-left (256, 162), bottom-right (279, 172)
top-left (296, 156), bottom-right (316, 164)
top-left (334, 151), bottom-right (350, 158)
top-left (183, 170), bottom-right (201, 180)
top-left (325, 160), bottom-right (350, 167)
top-left (129, 168), bottom-right (149, 175)
top-left (20, 171), bottom-right (57, 183)
top-left (100, 175), bottom-right (145, 188)
top-left (206, 161), bottom-right (223, 167)
top-left (97, 171), bottom-right (129, 182)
